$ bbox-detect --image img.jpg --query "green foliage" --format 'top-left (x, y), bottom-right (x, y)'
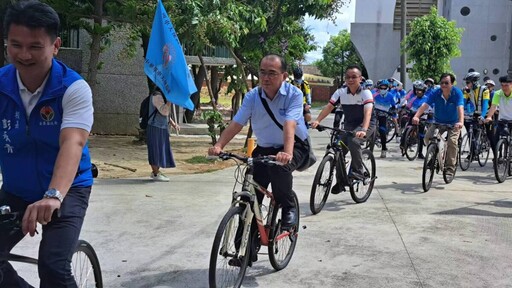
top-left (184, 155), bottom-right (216, 164)
top-left (202, 110), bottom-right (227, 145)
top-left (401, 6), bottom-right (464, 81)
top-left (315, 29), bottom-right (365, 78)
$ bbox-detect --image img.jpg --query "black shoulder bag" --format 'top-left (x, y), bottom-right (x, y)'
top-left (257, 87), bottom-right (316, 171)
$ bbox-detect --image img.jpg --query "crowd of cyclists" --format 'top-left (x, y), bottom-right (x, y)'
top-left (329, 70), bottom-right (512, 183)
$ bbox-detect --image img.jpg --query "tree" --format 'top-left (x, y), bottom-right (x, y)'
top-left (314, 29), bottom-right (366, 78)
top-left (401, 6), bottom-right (464, 81)
top-left (44, 0), bottom-right (113, 97)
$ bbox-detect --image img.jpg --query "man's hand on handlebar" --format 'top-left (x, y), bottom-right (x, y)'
top-left (276, 151), bottom-right (292, 165)
top-left (22, 198), bottom-right (61, 237)
top-left (454, 122), bottom-right (463, 131)
top-left (208, 145), bottom-right (222, 156)
top-left (355, 130), bottom-right (366, 138)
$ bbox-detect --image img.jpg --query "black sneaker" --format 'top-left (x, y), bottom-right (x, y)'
top-left (281, 207), bottom-right (297, 231)
top-left (331, 183), bottom-right (341, 194)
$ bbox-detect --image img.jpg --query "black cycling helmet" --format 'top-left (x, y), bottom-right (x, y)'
top-left (463, 71), bottom-right (480, 83)
top-left (293, 67), bottom-right (303, 79)
top-left (499, 75), bottom-right (512, 83)
top-left (413, 80), bottom-right (427, 91)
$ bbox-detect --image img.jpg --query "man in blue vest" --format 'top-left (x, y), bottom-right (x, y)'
top-left (0, 1), bottom-right (94, 286)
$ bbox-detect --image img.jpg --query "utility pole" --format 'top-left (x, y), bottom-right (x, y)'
top-left (400, 0), bottom-right (407, 85)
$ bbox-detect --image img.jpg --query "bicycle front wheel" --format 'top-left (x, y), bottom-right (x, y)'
top-left (349, 149), bottom-right (376, 203)
top-left (493, 139), bottom-right (509, 183)
top-left (459, 133), bottom-right (472, 171)
top-left (72, 240), bottom-right (103, 288)
top-left (477, 131), bottom-right (490, 167)
top-left (422, 144), bottom-right (436, 192)
top-left (404, 126), bottom-right (419, 161)
top-left (269, 191), bottom-right (299, 271)
top-left (209, 206), bottom-right (249, 288)
top-left (385, 118), bottom-right (397, 143)
top-left (310, 154), bottom-right (335, 215)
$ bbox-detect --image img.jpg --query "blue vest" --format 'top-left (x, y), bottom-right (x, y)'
top-left (0, 59), bottom-right (93, 202)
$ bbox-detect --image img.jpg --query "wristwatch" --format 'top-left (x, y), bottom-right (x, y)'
top-left (43, 188), bottom-right (64, 203)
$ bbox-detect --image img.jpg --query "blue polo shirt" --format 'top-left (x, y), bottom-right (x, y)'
top-left (233, 82), bottom-right (308, 148)
top-left (426, 87), bottom-right (464, 124)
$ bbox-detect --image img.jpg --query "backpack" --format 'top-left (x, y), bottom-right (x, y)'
top-left (139, 92), bottom-right (167, 129)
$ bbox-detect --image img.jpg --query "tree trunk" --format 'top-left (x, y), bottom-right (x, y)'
top-left (184, 65), bottom-right (206, 123)
top-left (86, 0), bottom-right (105, 97)
top-left (198, 54), bottom-right (217, 111)
top-left (211, 66), bottom-right (220, 104)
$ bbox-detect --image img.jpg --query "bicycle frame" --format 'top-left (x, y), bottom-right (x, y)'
top-left (221, 156), bottom-right (291, 259)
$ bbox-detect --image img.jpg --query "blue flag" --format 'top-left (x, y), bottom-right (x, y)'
top-left (144, 0), bottom-right (197, 110)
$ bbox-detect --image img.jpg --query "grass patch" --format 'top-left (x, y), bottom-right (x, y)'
top-left (184, 155), bottom-right (216, 164)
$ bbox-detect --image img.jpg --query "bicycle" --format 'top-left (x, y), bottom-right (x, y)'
top-left (400, 114), bottom-right (431, 161)
top-left (208, 153), bottom-right (299, 288)
top-left (366, 110), bottom-right (397, 150)
top-left (310, 125), bottom-right (376, 215)
top-left (0, 205), bottom-right (103, 287)
top-left (493, 119), bottom-right (512, 183)
top-left (459, 114), bottom-right (491, 171)
top-left (422, 123), bottom-right (460, 192)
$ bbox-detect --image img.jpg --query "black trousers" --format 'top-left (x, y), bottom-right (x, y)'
top-left (0, 187), bottom-right (91, 288)
top-left (252, 142), bottom-right (308, 209)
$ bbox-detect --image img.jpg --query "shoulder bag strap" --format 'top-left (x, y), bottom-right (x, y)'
top-left (258, 87), bottom-right (306, 146)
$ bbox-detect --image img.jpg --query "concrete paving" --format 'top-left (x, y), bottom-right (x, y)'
top-left (11, 111), bottom-right (512, 287)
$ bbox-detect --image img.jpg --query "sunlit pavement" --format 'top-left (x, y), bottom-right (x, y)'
top-left (13, 110), bottom-right (512, 287)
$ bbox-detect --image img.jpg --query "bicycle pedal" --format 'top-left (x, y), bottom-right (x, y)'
top-left (228, 257), bottom-right (242, 267)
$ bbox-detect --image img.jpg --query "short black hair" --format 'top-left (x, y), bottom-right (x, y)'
top-left (4, 0), bottom-right (60, 40)
top-left (499, 75), bottom-right (512, 83)
top-left (440, 73), bottom-right (456, 84)
top-left (261, 54), bottom-right (287, 72)
top-left (345, 65), bottom-right (362, 74)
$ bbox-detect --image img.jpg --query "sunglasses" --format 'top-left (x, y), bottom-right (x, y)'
top-left (440, 81), bottom-right (451, 85)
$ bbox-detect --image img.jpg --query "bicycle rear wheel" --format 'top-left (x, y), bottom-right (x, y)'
top-left (209, 206), bottom-right (249, 288)
top-left (422, 144), bottom-right (436, 192)
top-left (349, 149), bottom-right (376, 203)
top-left (477, 131), bottom-right (490, 167)
top-left (404, 126), bottom-right (419, 161)
top-left (72, 240), bottom-right (103, 288)
top-left (493, 139), bottom-right (509, 183)
top-left (459, 133), bottom-right (472, 171)
top-left (310, 154), bottom-right (335, 215)
top-left (269, 191), bottom-right (299, 271)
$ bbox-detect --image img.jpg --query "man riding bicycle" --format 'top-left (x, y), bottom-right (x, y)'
top-left (0, 1), bottom-right (94, 286)
top-left (208, 54), bottom-right (308, 231)
top-left (484, 75), bottom-right (512, 143)
top-left (311, 65), bottom-right (376, 192)
top-left (400, 80), bottom-right (431, 159)
top-left (462, 72), bottom-right (494, 155)
top-left (413, 73), bottom-right (464, 179)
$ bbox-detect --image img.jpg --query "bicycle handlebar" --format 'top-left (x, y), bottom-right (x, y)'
top-left (209, 152), bottom-right (281, 166)
top-left (315, 124), bottom-right (355, 136)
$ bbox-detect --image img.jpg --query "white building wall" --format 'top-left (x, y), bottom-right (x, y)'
top-left (352, 0), bottom-right (512, 89)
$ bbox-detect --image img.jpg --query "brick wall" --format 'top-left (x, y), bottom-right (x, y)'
top-left (311, 84), bottom-right (337, 102)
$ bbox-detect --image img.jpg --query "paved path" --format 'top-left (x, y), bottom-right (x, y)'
top-left (13, 112), bottom-right (512, 287)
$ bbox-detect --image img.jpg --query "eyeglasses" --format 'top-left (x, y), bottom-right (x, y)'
top-left (259, 71), bottom-right (282, 79)
top-left (440, 81), bottom-right (451, 86)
